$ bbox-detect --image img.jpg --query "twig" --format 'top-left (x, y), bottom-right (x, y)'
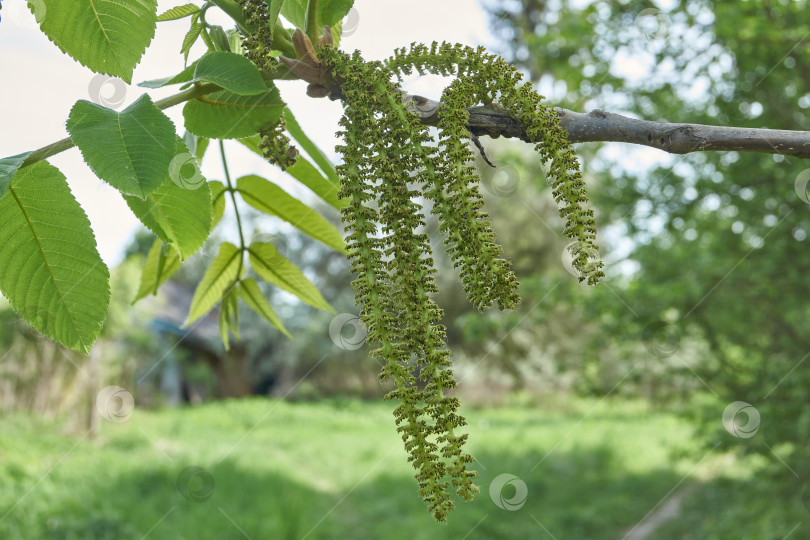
top-left (468, 129), bottom-right (496, 167)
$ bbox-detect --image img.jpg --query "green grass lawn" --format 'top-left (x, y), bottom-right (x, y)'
top-left (0, 396), bottom-right (800, 539)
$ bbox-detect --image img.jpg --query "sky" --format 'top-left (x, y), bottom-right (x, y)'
top-left (0, 0), bottom-right (492, 265)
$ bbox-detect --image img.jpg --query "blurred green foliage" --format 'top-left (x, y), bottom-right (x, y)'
top-left (488, 0), bottom-right (810, 460)
top-left (482, 0), bottom-right (810, 533)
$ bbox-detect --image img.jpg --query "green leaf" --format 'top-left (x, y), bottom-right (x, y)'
top-left (199, 25), bottom-right (216, 50)
top-left (183, 87), bottom-right (284, 139)
top-left (237, 136), bottom-right (342, 209)
top-left (317, 0), bottom-right (354, 27)
top-left (226, 288), bottom-right (240, 340)
top-left (218, 287), bottom-right (240, 349)
top-left (209, 180), bottom-right (228, 228)
top-left (270, 20), bottom-right (297, 58)
top-left (227, 28), bottom-right (244, 54)
top-left (134, 239), bottom-right (183, 302)
top-left (208, 25), bottom-right (232, 52)
top-left (248, 242), bottom-right (332, 311)
top-left (239, 277), bottom-right (291, 337)
top-left (37, 0), bottom-right (157, 83)
top-left (182, 131), bottom-right (210, 163)
top-left (236, 175), bottom-right (344, 251)
top-left (283, 108), bottom-right (342, 189)
top-left (67, 95), bottom-right (177, 198)
top-left (279, 0), bottom-right (305, 27)
top-left (209, 0), bottom-right (247, 31)
top-left (219, 300), bottom-right (231, 347)
top-left (267, 0), bottom-right (286, 36)
top-left (0, 161), bottom-right (110, 353)
top-left (236, 135), bottom-right (262, 155)
top-left (285, 157), bottom-right (343, 209)
top-left (157, 3), bottom-right (199, 21)
top-left (181, 22), bottom-right (203, 64)
top-left (280, 0), bottom-right (353, 28)
top-left (192, 51), bottom-right (267, 95)
top-left (185, 242), bottom-right (243, 325)
top-left (123, 137), bottom-right (212, 259)
top-left (196, 138), bottom-right (211, 163)
top-left (0, 152), bottom-right (33, 200)
top-left (138, 61), bottom-right (197, 89)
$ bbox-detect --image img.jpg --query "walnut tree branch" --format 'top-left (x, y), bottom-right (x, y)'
top-left (292, 77), bottom-right (810, 159)
top-left (401, 95), bottom-right (810, 159)
top-left (281, 28), bottom-right (810, 161)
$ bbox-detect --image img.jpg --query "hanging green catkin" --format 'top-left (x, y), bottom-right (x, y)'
top-left (387, 42), bottom-right (604, 284)
top-left (323, 48), bottom-right (477, 521)
top-left (324, 43), bottom-right (603, 520)
top-left (234, 4), bottom-right (604, 517)
top-left (235, 0), bottom-right (278, 73)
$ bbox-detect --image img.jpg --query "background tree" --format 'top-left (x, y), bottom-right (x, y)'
top-left (488, 0), bottom-right (810, 530)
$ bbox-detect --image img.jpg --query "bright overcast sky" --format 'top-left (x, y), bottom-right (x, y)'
top-left (0, 0), bottom-right (491, 265)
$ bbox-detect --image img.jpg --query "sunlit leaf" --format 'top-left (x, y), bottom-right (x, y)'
top-left (181, 21), bottom-right (203, 63)
top-left (237, 136), bottom-right (342, 209)
top-left (183, 87), bottom-right (284, 139)
top-left (209, 180), bottom-right (227, 228)
top-left (185, 242), bottom-right (243, 325)
top-left (248, 242), bottom-right (332, 312)
top-left (0, 152), bottom-right (32, 200)
top-left (239, 277), bottom-right (291, 337)
top-left (218, 287), bottom-right (240, 349)
top-left (283, 108), bottom-right (342, 190)
top-left (280, 0), bottom-right (353, 28)
top-left (157, 3), bottom-right (198, 21)
top-left (192, 51), bottom-right (267, 95)
top-left (134, 239), bottom-right (183, 303)
top-left (123, 138), bottom-right (212, 259)
top-left (0, 161), bottom-right (110, 353)
top-left (67, 95), bottom-right (177, 198)
top-left (37, 0), bottom-right (157, 83)
top-left (208, 0), bottom-right (247, 31)
top-left (237, 175), bottom-right (344, 251)
top-left (138, 62), bottom-right (197, 89)
top-left (267, 0), bottom-right (285, 36)
top-left (182, 131), bottom-right (210, 164)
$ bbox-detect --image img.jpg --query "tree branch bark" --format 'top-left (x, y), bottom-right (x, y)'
top-left (400, 94), bottom-right (810, 159)
top-left (287, 26), bottom-right (810, 159)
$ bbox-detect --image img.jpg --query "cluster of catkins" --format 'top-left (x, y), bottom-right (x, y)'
top-left (237, 0), bottom-right (603, 522)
